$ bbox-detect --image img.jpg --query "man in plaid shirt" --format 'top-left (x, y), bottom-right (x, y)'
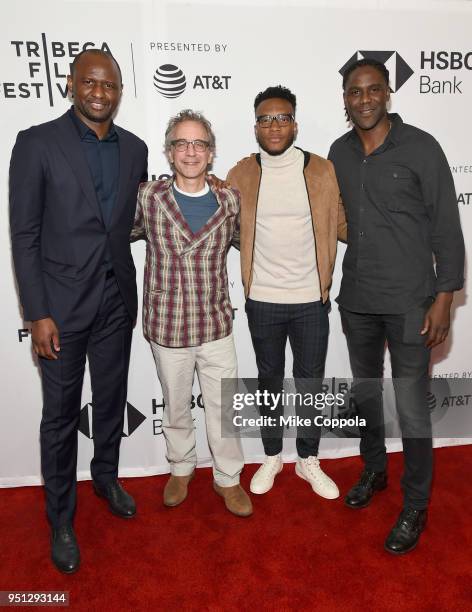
top-left (132, 110), bottom-right (252, 517)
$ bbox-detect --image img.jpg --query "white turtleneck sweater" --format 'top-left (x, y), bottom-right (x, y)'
top-left (249, 146), bottom-right (321, 304)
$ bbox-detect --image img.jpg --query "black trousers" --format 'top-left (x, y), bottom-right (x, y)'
top-left (39, 275), bottom-right (133, 528)
top-left (340, 304), bottom-right (433, 510)
top-left (245, 299), bottom-right (329, 458)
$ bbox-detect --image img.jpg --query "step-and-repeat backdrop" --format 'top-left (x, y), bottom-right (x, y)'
top-left (1, 0), bottom-right (471, 486)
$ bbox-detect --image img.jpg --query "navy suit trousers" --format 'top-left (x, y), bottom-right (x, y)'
top-left (39, 275), bottom-right (133, 528)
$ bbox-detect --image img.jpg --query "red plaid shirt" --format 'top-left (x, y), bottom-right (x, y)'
top-left (132, 178), bottom-right (240, 347)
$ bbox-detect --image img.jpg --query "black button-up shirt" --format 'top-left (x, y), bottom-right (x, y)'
top-left (328, 113), bottom-right (464, 314)
top-left (68, 107), bottom-right (119, 228)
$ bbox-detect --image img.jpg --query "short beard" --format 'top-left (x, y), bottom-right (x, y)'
top-left (258, 136), bottom-right (295, 157)
top-left (75, 104), bottom-right (113, 124)
top-left (350, 110), bottom-right (388, 132)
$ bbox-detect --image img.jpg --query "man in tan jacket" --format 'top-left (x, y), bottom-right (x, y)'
top-left (227, 85), bottom-right (346, 497)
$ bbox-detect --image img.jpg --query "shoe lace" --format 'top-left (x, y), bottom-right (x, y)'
top-left (358, 471), bottom-right (377, 488)
top-left (261, 457), bottom-right (280, 477)
top-left (398, 508), bottom-right (420, 528)
top-left (302, 456), bottom-right (327, 483)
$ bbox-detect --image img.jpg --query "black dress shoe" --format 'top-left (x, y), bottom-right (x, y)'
top-left (93, 480), bottom-right (136, 518)
top-left (51, 525), bottom-right (80, 574)
top-left (385, 507), bottom-right (427, 555)
top-left (345, 469), bottom-right (387, 508)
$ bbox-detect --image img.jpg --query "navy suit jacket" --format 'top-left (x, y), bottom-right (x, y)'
top-left (9, 110), bottom-right (148, 331)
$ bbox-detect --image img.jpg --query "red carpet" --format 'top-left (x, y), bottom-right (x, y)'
top-left (1, 446), bottom-right (471, 611)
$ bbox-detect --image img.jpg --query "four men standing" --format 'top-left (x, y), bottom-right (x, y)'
top-left (9, 52), bottom-right (465, 573)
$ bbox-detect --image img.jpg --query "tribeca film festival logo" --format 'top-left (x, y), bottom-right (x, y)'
top-left (339, 50), bottom-right (414, 92)
top-left (153, 63), bottom-right (231, 99)
top-left (1, 35), bottom-right (113, 105)
top-left (79, 402), bottom-right (146, 439)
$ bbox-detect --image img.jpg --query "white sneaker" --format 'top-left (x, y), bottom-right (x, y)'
top-left (295, 456), bottom-right (340, 499)
top-left (250, 455), bottom-right (283, 494)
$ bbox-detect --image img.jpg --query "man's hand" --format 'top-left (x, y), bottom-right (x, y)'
top-left (32, 317), bottom-right (60, 360)
top-left (420, 292), bottom-right (453, 349)
top-left (207, 174), bottom-right (230, 190)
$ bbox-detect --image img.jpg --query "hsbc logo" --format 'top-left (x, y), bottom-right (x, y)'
top-left (79, 401), bottom-right (146, 439)
top-left (339, 50), bottom-right (414, 92)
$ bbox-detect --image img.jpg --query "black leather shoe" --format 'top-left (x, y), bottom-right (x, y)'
top-left (51, 525), bottom-right (80, 574)
top-left (93, 480), bottom-right (136, 518)
top-left (345, 469), bottom-right (387, 508)
top-left (385, 508), bottom-right (427, 554)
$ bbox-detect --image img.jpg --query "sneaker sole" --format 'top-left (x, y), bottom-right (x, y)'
top-left (295, 463), bottom-right (340, 500)
top-left (249, 463), bottom-right (283, 495)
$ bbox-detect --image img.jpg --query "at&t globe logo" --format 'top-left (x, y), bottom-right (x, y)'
top-left (153, 64), bottom-right (186, 98)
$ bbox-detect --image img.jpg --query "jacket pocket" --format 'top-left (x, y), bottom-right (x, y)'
top-left (42, 256), bottom-right (77, 279)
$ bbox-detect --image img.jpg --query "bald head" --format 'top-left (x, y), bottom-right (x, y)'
top-left (70, 49), bottom-right (122, 85)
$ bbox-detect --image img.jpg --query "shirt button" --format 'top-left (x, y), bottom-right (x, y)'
top-left (361, 183), bottom-right (365, 190)
top-left (359, 231), bottom-right (364, 237)
top-left (362, 159), bottom-right (367, 163)
top-left (360, 206), bottom-right (365, 212)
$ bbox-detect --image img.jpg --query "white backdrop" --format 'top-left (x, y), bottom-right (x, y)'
top-left (1, 0), bottom-right (471, 486)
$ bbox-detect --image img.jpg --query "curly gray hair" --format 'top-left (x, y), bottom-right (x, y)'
top-left (164, 109), bottom-right (216, 151)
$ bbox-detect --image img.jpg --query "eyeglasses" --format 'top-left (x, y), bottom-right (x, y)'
top-left (170, 139), bottom-right (210, 152)
top-left (256, 113), bottom-right (295, 128)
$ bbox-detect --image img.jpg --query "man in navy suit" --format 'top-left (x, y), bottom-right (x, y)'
top-left (9, 49), bottom-right (147, 573)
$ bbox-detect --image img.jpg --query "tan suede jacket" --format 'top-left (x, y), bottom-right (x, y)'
top-left (227, 148), bottom-right (347, 304)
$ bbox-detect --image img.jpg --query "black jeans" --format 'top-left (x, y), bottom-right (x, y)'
top-left (340, 304), bottom-right (433, 510)
top-left (245, 299), bottom-right (329, 458)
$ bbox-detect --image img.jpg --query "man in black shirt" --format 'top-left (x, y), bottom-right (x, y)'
top-left (329, 58), bottom-right (464, 554)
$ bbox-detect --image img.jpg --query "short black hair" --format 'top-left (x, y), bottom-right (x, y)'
top-left (342, 58), bottom-right (389, 90)
top-left (70, 49), bottom-right (122, 84)
top-left (254, 85), bottom-right (296, 113)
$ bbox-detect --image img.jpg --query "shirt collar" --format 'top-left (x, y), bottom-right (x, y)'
top-left (345, 112), bottom-right (403, 151)
top-left (68, 106), bottom-right (118, 142)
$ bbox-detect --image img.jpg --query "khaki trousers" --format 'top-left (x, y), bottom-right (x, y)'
top-left (151, 333), bottom-right (243, 486)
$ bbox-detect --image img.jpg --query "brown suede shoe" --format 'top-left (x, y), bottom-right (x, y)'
top-left (213, 482), bottom-right (253, 517)
top-left (163, 473), bottom-right (195, 507)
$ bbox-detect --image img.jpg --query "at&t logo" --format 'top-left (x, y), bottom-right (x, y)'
top-left (153, 63), bottom-right (231, 99)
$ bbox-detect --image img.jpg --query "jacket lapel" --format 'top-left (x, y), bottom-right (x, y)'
top-left (157, 180), bottom-right (194, 243)
top-left (51, 112), bottom-right (104, 225)
top-left (183, 188), bottom-right (229, 252)
top-left (154, 179), bottom-right (232, 252)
